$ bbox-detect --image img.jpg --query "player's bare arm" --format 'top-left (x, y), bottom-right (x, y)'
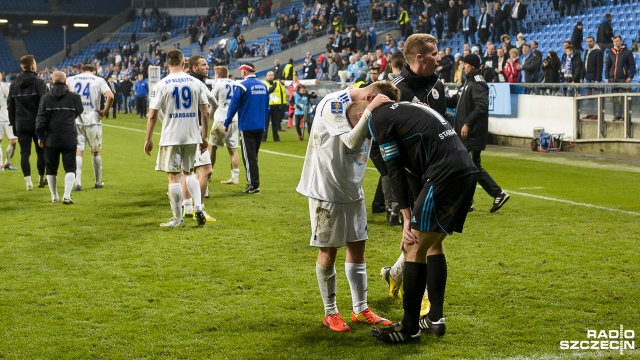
top-left (400, 207), bottom-right (417, 251)
top-left (199, 103), bottom-right (209, 152)
top-left (98, 91), bottom-right (114, 119)
top-left (144, 109), bottom-right (159, 156)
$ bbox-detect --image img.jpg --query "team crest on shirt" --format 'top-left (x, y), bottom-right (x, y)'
top-left (431, 88), bottom-right (440, 99)
top-left (331, 101), bottom-right (343, 114)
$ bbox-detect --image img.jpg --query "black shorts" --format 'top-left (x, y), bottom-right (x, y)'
top-left (411, 173), bottom-right (477, 234)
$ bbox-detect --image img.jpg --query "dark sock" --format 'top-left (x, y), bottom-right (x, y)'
top-left (401, 261), bottom-right (427, 334)
top-left (426, 254), bottom-right (447, 321)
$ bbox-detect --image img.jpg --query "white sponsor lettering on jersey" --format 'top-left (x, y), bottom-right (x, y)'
top-left (67, 73), bottom-right (112, 126)
top-left (149, 72), bottom-right (208, 146)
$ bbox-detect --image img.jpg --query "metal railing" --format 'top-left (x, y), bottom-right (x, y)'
top-left (442, 82), bottom-right (640, 141)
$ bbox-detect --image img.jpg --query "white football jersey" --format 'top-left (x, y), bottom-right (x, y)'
top-left (211, 78), bottom-right (238, 123)
top-left (66, 73), bottom-right (112, 126)
top-left (149, 72), bottom-right (208, 146)
top-left (296, 89), bottom-right (371, 203)
top-left (0, 82), bottom-right (10, 122)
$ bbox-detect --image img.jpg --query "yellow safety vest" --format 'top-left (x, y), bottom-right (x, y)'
top-left (264, 80), bottom-right (287, 105)
top-left (283, 64), bottom-right (294, 80)
top-left (398, 10), bottom-right (409, 25)
top-left (354, 80), bottom-right (367, 89)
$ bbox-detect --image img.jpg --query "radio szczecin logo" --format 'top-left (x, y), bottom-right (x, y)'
top-left (560, 325), bottom-right (635, 355)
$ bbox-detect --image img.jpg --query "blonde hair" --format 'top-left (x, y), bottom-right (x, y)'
top-left (403, 34), bottom-right (438, 64)
top-left (366, 81), bottom-right (401, 101)
top-left (214, 66), bottom-right (229, 78)
top-left (509, 48), bottom-right (519, 57)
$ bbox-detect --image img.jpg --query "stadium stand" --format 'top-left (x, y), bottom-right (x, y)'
top-left (0, 34), bottom-right (20, 73)
top-left (23, 27), bottom-right (91, 65)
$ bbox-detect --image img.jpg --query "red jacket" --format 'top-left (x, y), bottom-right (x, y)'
top-left (504, 58), bottom-right (519, 83)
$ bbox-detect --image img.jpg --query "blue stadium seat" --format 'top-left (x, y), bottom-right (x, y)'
top-left (0, 34), bottom-right (20, 73)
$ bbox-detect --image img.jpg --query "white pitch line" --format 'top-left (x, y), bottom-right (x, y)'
top-left (103, 123), bottom-right (153, 134)
top-left (104, 123), bottom-right (640, 216)
top-left (506, 190), bottom-right (640, 216)
top-left (259, 149), bottom-right (378, 171)
top-left (259, 149), bottom-right (304, 159)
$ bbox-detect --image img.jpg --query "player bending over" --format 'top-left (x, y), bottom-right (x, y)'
top-left (346, 100), bottom-right (478, 343)
top-left (296, 81), bottom-right (400, 332)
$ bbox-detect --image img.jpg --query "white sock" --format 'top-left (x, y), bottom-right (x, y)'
top-left (168, 183), bottom-right (183, 221)
top-left (345, 262), bottom-right (368, 314)
top-left (75, 156), bottom-right (83, 186)
top-left (6, 143), bottom-right (14, 163)
top-left (186, 174), bottom-right (201, 209)
top-left (390, 252), bottom-right (405, 283)
top-left (316, 263), bottom-right (338, 316)
top-left (92, 156), bottom-right (102, 184)
top-left (64, 173), bottom-right (74, 199)
top-left (0, 146), bottom-right (3, 165)
top-left (231, 168), bottom-right (240, 180)
top-left (182, 198), bottom-right (194, 214)
top-left (24, 176), bottom-right (32, 185)
top-left (47, 175), bottom-right (57, 200)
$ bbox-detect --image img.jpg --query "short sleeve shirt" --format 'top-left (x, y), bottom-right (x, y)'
top-left (66, 73), bottom-right (112, 126)
top-left (149, 72), bottom-right (208, 146)
top-left (296, 89), bottom-right (372, 203)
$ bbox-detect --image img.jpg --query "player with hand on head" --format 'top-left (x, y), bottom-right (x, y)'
top-left (144, 49), bottom-right (210, 227)
top-left (346, 100), bottom-right (478, 343)
top-left (66, 64), bottom-right (114, 191)
top-left (296, 81), bottom-right (400, 332)
top-left (181, 55), bottom-right (216, 223)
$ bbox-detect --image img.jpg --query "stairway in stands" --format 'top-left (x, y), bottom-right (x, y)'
top-left (5, 37), bottom-right (28, 64)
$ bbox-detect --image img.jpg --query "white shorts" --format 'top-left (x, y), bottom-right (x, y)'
top-left (0, 122), bottom-right (16, 140)
top-left (155, 144), bottom-right (198, 173)
top-left (194, 148), bottom-right (211, 167)
top-left (209, 121), bottom-right (238, 149)
top-left (308, 198), bottom-right (368, 248)
top-left (77, 124), bottom-right (102, 152)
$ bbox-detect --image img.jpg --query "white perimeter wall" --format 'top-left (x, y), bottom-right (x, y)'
top-left (489, 94), bottom-right (577, 140)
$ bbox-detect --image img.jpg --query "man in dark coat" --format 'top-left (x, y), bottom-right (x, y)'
top-left (446, 54), bottom-right (510, 213)
top-left (571, 22), bottom-right (584, 53)
top-left (35, 71), bottom-right (83, 204)
top-left (583, 36), bottom-right (603, 84)
top-left (273, 59), bottom-right (284, 80)
top-left (7, 55), bottom-right (48, 190)
top-left (482, 44), bottom-right (499, 82)
top-left (458, 9), bottom-right (477, 45)
top-left (517, 43), bottom-right (542, 85)
top-left (492, 2), bottom-right (506, 43)
top-left (605, 35), bottom-right (636, 120)
top-left (120, 75), bottom-right (134, 114)
top-left (476, 6), bottom-right (492, 44)
top-left (596, 14), bottom-right (614, 51)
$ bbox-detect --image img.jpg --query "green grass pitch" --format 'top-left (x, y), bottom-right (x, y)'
top-left (0, 113), bottom-right (638, 359)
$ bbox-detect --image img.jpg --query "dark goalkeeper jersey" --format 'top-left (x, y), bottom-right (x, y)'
top-left (369, 101), bottom-right (477, 209)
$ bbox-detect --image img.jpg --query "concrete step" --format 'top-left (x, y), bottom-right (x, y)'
top-left (6, 37), bottom-right (29, 62)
